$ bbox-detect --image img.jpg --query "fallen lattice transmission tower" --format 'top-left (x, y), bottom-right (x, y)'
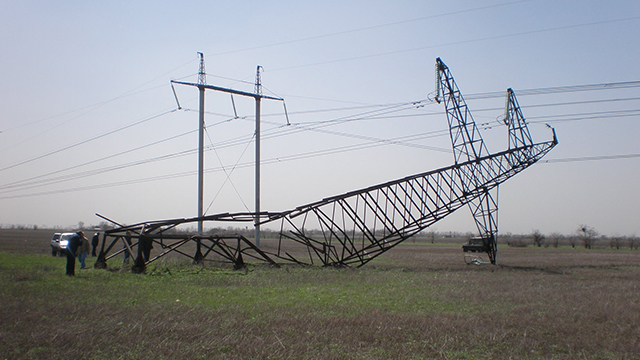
top-left (95, 58), bottom-right (557, 271)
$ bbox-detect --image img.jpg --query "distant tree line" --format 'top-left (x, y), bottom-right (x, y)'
top-left (504, 225), bottom-right (639, 250)
top-left (3, 221), bottom-right (638, 250)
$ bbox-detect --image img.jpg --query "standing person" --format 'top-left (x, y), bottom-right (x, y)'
top-left (140, 234), bottom-right (153, 262)
top-left (65, 231), bottom-right (84, 276)
top-left (78, 233), bottom-right (90, 269)
top-left (91, 232), bottom-right (100, 257)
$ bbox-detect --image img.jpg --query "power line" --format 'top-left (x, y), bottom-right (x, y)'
top-left (0, 109), bottom-right (177, 173)
top-left (527, 109), bottom-right (640, 123)
top-left (0, 73), bottom-right (196, 148)
top-left (465, 81), bottom-right (640, 100)
top-left (0, 103), bottom-right (440, 194)
top-left (3, 98), bottom-right (639, 194)
top-left (3, 138), bottom-right (638, 200)
top-left (269, 16), bottom-right (640, 72)
top-left (0, 128), bottom-right (197, 191)
top-left (6, 76), bottom-right (636, 181)
top-left (0, 114), bottom-right (243, 192)
top-left (0, 128), bottom-right (454, 200)
top-left (208, 0), bottom-right (535, 58)
top-left (258, 91), bottom-right (640, 120)
top-left (3, 97), bottom-right (638, 194)
top-left (543, 153), bottom-right (640, 163)
top-left (203, 122), bottom-right (253, 215)
top-left (3, 79), bottom-right (640, 196)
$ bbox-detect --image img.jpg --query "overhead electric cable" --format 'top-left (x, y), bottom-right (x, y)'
top-left (5, 98), bottom-right (639, 194)
top-left (269, 15), bottom-right (640, 72)
top-left (11, 78), bottom-right (633, 183)
top-left (259, 86), bottom-right (640, 120)
top-left (527, 109), bottom-right (640, 123)
top-left (4, 81), bottom-right (640, 195)
top-left (0, 73), bottom-right (196, 151)
top-left (0, 130), bottom-right (197, 191)
top-left (0, 129), bottom-right (455, 199)
top-left (0, 114), bottom-right (241, 191)
top-left (543, 153), bottom-right (640, 163)
top-left (0, 124), bottom-right (454, 196)
top-left (203, 124), bottom-right (253, 214)
top-left (0, 148), bottom-right (197, 195)
top-left (465, 80), bottom-right (640, 100)
top-left (4, 141), bottom-right (639, 200)
top-left (208, 0), bottom-right (534, 57)
top-left (0, 109), bottom-right (177, 173)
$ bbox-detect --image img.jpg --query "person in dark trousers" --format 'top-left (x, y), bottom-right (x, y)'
top-left (140, 234), bottom-right (153, 262)
top-left (91, 232), bottom-right (100, 257)
top-left (65, 231), bottom-right (84, 276)
top-left (78, 234), bottom-right (90, 269)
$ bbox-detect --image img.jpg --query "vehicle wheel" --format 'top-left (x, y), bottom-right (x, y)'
top-left (51, 247), bottom-right (57, 256)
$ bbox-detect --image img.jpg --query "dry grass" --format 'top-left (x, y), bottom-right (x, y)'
top-left (1, 229), bottom-right (640, 359)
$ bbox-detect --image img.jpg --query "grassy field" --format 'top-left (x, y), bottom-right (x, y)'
top-left (1, 229), bottom-right (639, 359)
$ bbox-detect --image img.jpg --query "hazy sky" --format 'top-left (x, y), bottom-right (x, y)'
top-left (1, 0), bottom-right (639, 237)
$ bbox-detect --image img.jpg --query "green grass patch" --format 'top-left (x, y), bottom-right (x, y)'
top-left (2, 249), bottom-right (640, 359)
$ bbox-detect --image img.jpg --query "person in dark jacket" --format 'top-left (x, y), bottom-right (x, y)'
top-left (91, 232), bottom-right (100, 257)
top-left (65, 231), bottom-right (84, 276)
top-left (140, 234), bottom-right (153, 262)
top-left (78, 235), bottom-right (90, 269)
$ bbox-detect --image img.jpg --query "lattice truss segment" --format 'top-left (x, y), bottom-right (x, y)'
top-left (268, 142), bottom-right (555, 267)
top-left (264, 58), bottom-right (557, 267)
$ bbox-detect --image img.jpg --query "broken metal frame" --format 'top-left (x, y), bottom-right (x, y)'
top-left (267, 141), bottom-right (555, 267)
top-left (257, 58), bottom-right (556, 267)
top-left (94, 213), bottom-right (279, 272)
top-left (94, 58), bottom-right (557, 271)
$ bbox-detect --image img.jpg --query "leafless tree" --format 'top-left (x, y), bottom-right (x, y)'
top-left (577, 224), bottom-right (598, 249)
top-left (98, 221), bottom-right (115, 231)
top-left (532, 230), bottom-right (545, 247)
top-left (549, 232), bottom-right (563, 248)
top-left (610, 237), bottom-right (621, 250)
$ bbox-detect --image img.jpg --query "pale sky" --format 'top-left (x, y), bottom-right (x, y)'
top-left (1, 0), bottom-right (639, 237)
